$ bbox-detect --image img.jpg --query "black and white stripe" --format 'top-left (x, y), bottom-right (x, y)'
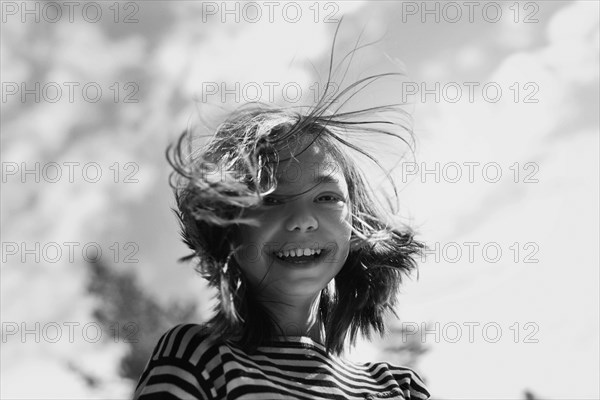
top-left (134, 324), bottom-right (430, 400)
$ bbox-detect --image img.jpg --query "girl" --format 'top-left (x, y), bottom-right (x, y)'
top-left (134, 24), bottom-right (430, 400)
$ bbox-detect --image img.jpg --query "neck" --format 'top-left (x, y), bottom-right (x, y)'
top-left (257, 290), bottom-right (324, 343)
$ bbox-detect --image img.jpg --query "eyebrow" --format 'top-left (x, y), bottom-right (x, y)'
top-left (276, 173), bottom-right (341, 185)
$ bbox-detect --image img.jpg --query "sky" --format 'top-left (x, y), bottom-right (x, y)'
top-left (1, 1), bottom-right (599, 399)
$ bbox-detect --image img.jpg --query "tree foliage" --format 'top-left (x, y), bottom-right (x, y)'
top-left (86, 260), bottom-right (198, 383)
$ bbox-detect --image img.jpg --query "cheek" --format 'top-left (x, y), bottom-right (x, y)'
top-left (236, 210), bottom-right (270, 241)
top-left (322, 204), bottom-right (353, 258)
top-left (340, 205), bottom-right (353, 254)
top-left (235, 227), bottom-right (263, 263)
top-left (232, 230), bottom-right (266, 285)
top-left (232, 217), bottom-right (275, 267)
top-left (341, 203), bottom-right (353, 236)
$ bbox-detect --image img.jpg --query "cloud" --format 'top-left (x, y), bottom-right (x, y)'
top-left (396, 2), bottom-right (600, 398)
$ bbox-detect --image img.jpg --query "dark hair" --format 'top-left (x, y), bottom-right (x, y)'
top-left (166, 21), bottom-right (425, 356)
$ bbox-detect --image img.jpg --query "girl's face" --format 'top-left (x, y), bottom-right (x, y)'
top-left (233, 137), bottom-right (352, 299)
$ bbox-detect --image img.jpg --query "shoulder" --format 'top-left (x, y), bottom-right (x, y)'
top-left (133, 323), bottom-right (221, 400)
top-left (146, 323), bottom-right (217, 363)
top-left (351, 358), bottom-right (430, 400)
top-left (385, 363), bottom-right (431, 400)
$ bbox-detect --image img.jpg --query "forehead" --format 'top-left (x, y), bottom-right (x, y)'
top-left (273, 139), bottom-right (345, 187)
top-left (277, 138), bottom-right (330, 164)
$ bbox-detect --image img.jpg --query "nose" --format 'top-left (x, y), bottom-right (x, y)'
top-left (285, 207), bottom-right (318, 232)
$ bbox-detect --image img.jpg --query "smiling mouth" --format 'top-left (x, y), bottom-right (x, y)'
top-left (273, 249), bottom-right (329, 264)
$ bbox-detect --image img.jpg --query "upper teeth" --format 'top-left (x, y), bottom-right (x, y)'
top-left (276, 248), bottom-right (322, 258)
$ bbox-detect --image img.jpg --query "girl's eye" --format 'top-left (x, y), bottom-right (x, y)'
top-left (317, 194), bottom-right (343, 203)
top-left (262, 196), bottom-right (283, 206)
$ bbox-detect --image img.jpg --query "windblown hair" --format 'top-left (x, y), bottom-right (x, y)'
top-left (166, 22), bottom-right (425, 356)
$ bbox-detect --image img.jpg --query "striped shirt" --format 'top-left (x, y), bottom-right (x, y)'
top-left (134, 323), bottom-right (430, 400)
